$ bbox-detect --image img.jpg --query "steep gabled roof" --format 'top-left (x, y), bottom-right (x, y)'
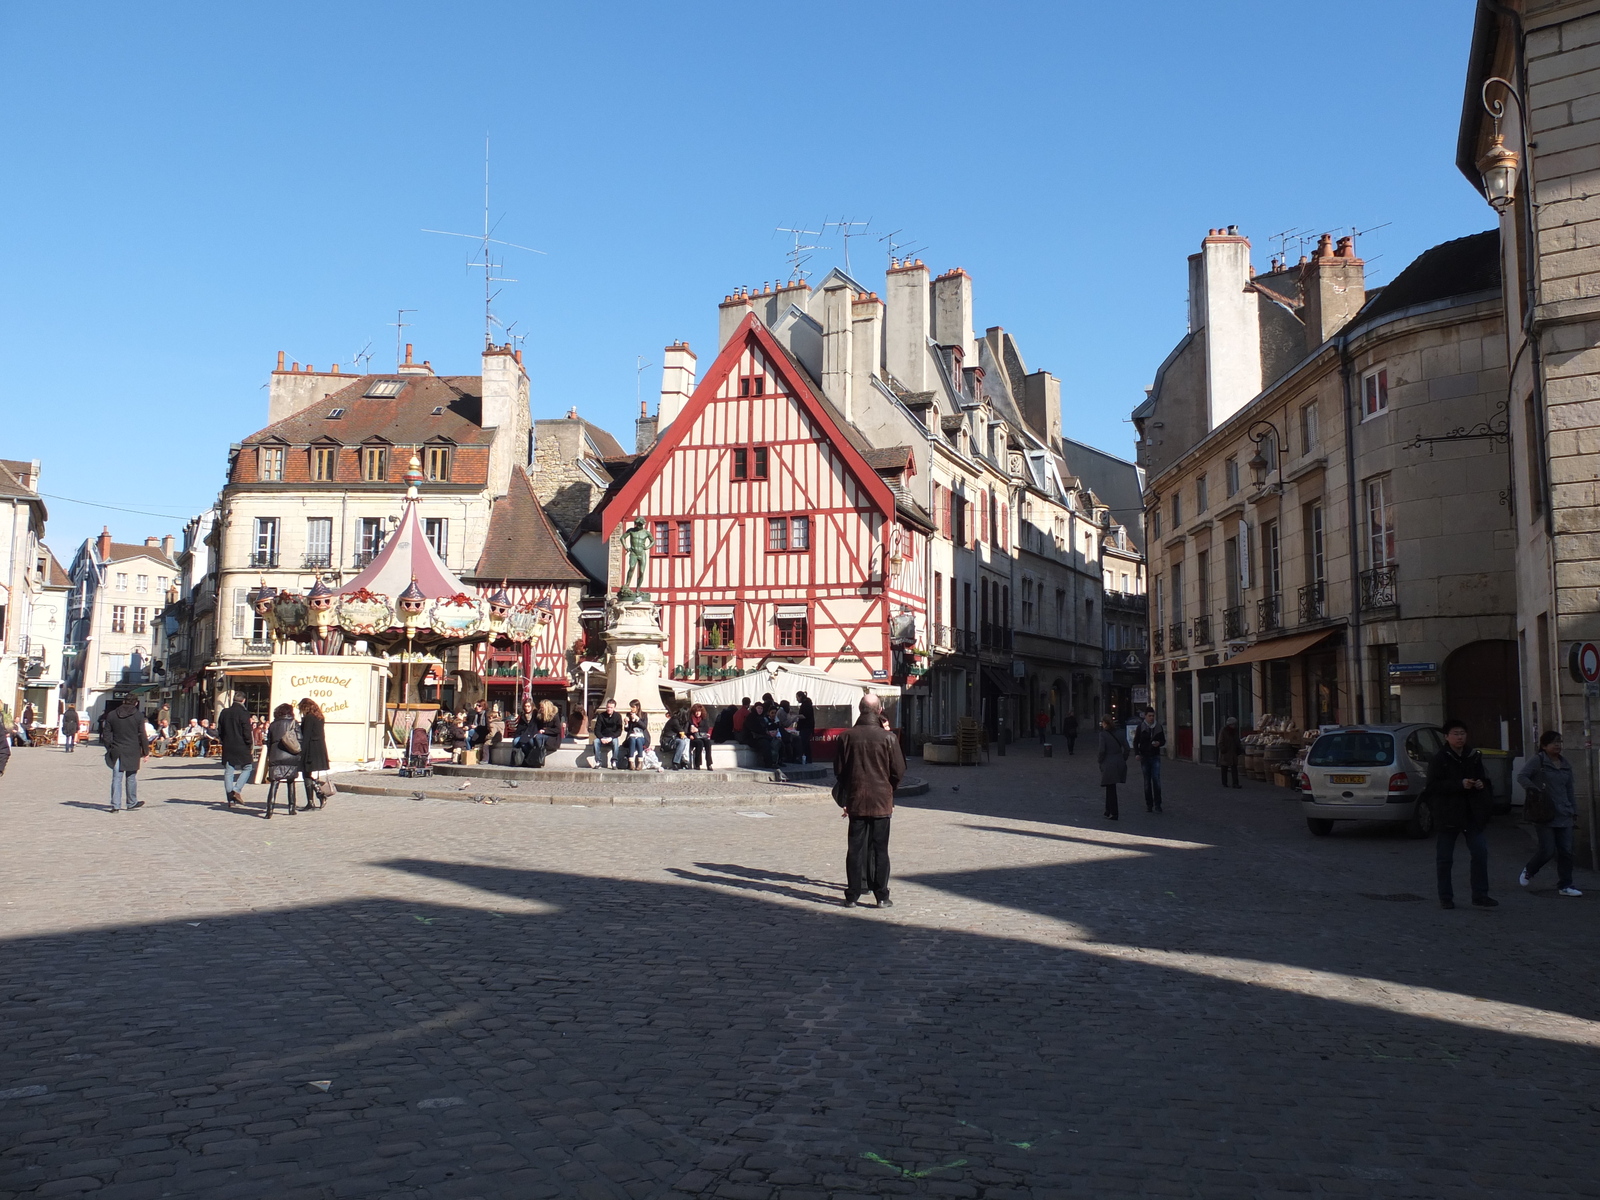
top-left (469, 468), bottom-right (587, 584)
top-left (42, 549), bottom-right (70, 588)
top-left (107, 543), bottom-right (177, 570)
top-left (602, 314), bottom-right (898, 537)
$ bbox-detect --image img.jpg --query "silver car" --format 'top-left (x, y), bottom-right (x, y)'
top-left (1299, 723), bottom-right (1446, 838)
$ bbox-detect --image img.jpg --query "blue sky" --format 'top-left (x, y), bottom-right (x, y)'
top-left (1, 1), bottom-right (1493, 556)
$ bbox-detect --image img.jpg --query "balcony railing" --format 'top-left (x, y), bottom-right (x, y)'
top-left (1191, 614), bottom-right (1212, 647)
top-left (1151, 626), bottom-right (1164, 655)
top-left (248, 551), bottom-right (279, 569)
top-left (353, 550), bottom-right (378, 569)
top-left (956, 629), bottom-right (979, 655)
top-left (1167, 622), bottom-right (1186, 652)
top-left (1361, 565), bottom-right (1399, 610)
top-left (1258, 593), bottom-right (1283, 633)
top-left (1104, 591), bottom-right (1149, 613)
top-left (1298, 580), bottom-right (1326, 623)
top-left (931, 623), bottom-right (953, 649)
top-left (980, 624), bottom-right (1014, 652)
top-left (302, 552), bottom-right (334, 570)
top-left (242, 639), bottom-right (273, 657)
top-left (1222, 605), bottom-right (1248, 641)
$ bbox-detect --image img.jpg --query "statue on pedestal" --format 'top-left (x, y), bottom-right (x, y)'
top-left (602, 591), bottom-right (668, 722)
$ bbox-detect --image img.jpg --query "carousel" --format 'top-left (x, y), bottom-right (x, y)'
top-left (236, 453), bottom-right (553, 768)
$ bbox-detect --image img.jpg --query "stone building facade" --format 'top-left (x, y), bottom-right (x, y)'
top-left (61, 529), bottom-right (179, 719)
top-left (1135, 227), bottom-right (1515, 761)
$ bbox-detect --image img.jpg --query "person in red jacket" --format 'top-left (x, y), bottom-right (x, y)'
top-left (832, 694), bottom-right (906, 909)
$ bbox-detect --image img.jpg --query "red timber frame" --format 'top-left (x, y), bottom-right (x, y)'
top-left (467, 583), bottom-right (574, 704)
top-left (603, 314), bottom-right (918, 684)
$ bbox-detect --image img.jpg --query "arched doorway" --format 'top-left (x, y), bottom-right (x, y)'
top-left (1444, 640), bottom-right (1521, 755)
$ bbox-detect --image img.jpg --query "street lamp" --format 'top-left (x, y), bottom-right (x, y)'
top-left (1246, 419), bottom-right (1284, 496)
top-left (1477, 77), bottom-right (1524, 214)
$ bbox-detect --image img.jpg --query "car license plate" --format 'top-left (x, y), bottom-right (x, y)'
top-left (1329, 774), bottom-right (1368, 785)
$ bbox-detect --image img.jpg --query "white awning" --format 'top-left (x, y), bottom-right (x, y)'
top-left (701, 606), bottom-right (735, 620)
top-left (775, 605), bottom-right (808, 619)
top-left (685, 662), bottom-right (898, 707)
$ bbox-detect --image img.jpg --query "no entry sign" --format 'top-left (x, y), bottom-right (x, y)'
top-left (1569, 641), bottom-right (1600, 684)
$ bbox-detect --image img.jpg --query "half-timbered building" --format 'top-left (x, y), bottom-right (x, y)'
top-left (594, 315), bottom-right (931, 690)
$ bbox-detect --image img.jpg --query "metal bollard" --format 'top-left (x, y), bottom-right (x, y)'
top-left (1043, 743), bottom-right (1054, 758)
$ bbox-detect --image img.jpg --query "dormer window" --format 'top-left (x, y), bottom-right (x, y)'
top-left (259, 446), bottom-right (284, 481)
top-left (364, 380), bottom-right (404, 399)
top-left (425, 446), bottom-right (450, 482)
top-left (312, 446), bottom-right (337, 481)
top-left (363, 446), bottom-right (388, 481)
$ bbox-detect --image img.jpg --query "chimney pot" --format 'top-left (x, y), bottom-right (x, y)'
top-left (1335, 235), bottom-right (1355, 258)
top-left (292, 362), bottom-right (299, 372)
top-left (145, 536), bottom-right (159, 547)
top-left (97, 527), bottom-right (113, 562)
top-left (332, 363), bottom-right (340, 373)
top-left (1315, 233), bottom-right (1334, 259)
top-left (276, 351), bottom-right (285, 370)
top-left (514, 349), bottom-right (522, 364)
top-left (405, 343), bottom-right (414, 364)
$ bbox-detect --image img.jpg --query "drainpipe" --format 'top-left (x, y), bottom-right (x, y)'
top-left (1338, 337), bottom-right (1364, 724)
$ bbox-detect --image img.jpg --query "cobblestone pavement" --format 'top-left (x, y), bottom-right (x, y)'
top-left (2, 740), bottom-right (1599, 1199)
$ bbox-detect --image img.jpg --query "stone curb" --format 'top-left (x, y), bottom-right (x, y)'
top-left (330, 775), bottom-right (930, 806)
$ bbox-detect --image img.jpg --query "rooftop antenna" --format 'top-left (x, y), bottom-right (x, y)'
top-left (1352, 221), bottom-right (1392, 240)
top-left (350, 339), bottom-right (374, 374)
top-left (1267, 226), bottom-right (1312, 272)
top-left (826, 215), bottom-right (871, 274)
top-left (636, 355), bottom-right (655, 410)
top-left (878, 227), bottom-right (926, 268)
top-left (774, 224), bottom-right (828, 283)
top-left (423, 135), bottom-right (547, 348)
top-left (390, 310), bottom-right (415, 370)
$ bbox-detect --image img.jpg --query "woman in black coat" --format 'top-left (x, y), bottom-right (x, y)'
top-left (1096, 716), bottom-right (1129, 821)
top-left (264, 702), bottom-right (303, 819)
top-left (297, 698), bottom-right (330, 809)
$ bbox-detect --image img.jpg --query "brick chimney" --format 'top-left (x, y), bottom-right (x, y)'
top-left (658, 341), bottom-right (697, 429)
top-left (1300, 234), bottom-right (1366, 352)
top-left (635, 400), bottom-right (659, 454)
top-left (821, 282), bottom-right (854, 421)
top-left (161, 534), bottom-right (175, 559)
top-left (397, 342), bottom-right (433, 375)
top-left (96, 527), bottom-right (112, 562)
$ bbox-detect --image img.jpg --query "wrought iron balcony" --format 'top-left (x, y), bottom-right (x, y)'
top-left (247, 551), bottom-right (279, 569)
top-left (1167, 622), bottom-right (1186, 652)
top-left (1361, 565), bottom-right (1399, 610)
top-left (932, 623), bottom-right (953, 649)
top-left (302, 552), bottom-right (334, 570)
top-left (1104, 590), bottom-right (1149, 613)
top-left (1258, 593), bottom-right (1283, 634)
top-left (352, 550), bottom-right (378, 569)
top-left (1151, 626), bottom-right (1164, 655)
top-left (1222, 605), bottom-right (1248, 641)
top-left (1191, 614), bottom-right (1212, 647)
top-left (1298, 580), bottom-right (1326, 623)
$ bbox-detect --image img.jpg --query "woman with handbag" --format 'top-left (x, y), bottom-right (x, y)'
top-left (1517, 730), bottom-right (1583, 896)
top-left (1096, 715), bottom-right (1129, 820)
top-left (297, 698), bottom-right (331, 809)
top-left (624, 700), bottom-right (650, 770)
top-left (264, 703), bottom-right (303, 819)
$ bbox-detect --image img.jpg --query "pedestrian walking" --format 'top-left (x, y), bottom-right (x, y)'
top-left (1517, 730), bottom-right (1583, 897)
top-left (1133, 707), bottom-right (1166, 812)
top-left (1097, 715), bottom-right (1128, 820)
top-left (262, 702), bottom-right (303, 819)
top-left (60, 704), bottom-right (79, 753)
top-left (1217, 716), bottom-right (1243, 788)
top-left (1428, 717), bottom-right (1496, 909)
top-left (796, 691), bottom-right (815, 763)
top-left (297, 698), bottom-right (330, 809)
top-left (592, 699), bottom-right (623, 769)
top-left (833, 694), bottom-right (905, 908)
top-left (217, 696), bottom-right (254, 807)
top-left (1034, 709), bottom-right (1049, 742)
top-left (101, 694), bottom-right (149, 812)
top-left (20, 702), bottom-right (36, 746)
top-left (1062, 710), bottom-right (1078, 755)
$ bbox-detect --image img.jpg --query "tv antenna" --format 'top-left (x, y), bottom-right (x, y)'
top-left (878, 227), bottom-right (925, 268)
top-left (1267, 226), bottom-right (1312, 272)
top-left (349, 340), bottom-right (374, 374)
top-left (774, 224), bottom-right (828, 283)
top-left (424, 135), bottom-right (547, 348)
top-left (826, 215), bottom-right (871, 274)
top-left (389, 310), bottom-right (416, 370)
top-left (636, 355), bottom-right (655, 410)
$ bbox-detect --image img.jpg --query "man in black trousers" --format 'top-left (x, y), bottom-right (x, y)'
top-left (833, 694), bottom-right (906, 909)
top-left (217, 696), bottom-right (255, 807)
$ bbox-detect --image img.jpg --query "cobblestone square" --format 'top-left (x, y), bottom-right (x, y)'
top-left (2, 742), bottom-right (1598, 1198)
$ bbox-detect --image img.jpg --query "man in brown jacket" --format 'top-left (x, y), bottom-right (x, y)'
top-left (833, 694), bottom-right (906, 908)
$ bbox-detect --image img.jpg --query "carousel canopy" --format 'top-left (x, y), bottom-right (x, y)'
top-left (341, 499), bottom-right (468, 600)
top-left (684, 662), bottom-right (899, 709)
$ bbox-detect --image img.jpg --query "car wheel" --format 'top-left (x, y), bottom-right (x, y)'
top-left (1306, 817), bottom-right (1335, 837)
top-left (1406, 796), bottom-right (1435, 839)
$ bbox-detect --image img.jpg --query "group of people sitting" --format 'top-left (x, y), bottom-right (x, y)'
top-left (431, 699), bottom-right (566, 767)
top-left (586, 691), bottom-right (816, 771)
top-left (151, 718), bottom-right (220, 756)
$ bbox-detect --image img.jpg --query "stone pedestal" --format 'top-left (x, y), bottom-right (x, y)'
top-left (602, 597), bottom-right (669, 721)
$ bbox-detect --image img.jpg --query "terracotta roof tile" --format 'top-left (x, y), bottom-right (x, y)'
top-left (107, 542), bottom-right (177, 570)
top-left (239, 375), bottom-right (496, 447)
top-left (468, 468), bottom-right (587, 584)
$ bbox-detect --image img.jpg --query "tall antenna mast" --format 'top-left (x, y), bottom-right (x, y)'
top-left (774, 224), bottom-right (828, 283)
top-left (636, 355), bottom-right (655, 410)
top-left (390, 310), bottom-right (416, 369)
top-left (423, 136), bottom-right (546, 348)
top-left (826, 216), bottom-right (871, 274)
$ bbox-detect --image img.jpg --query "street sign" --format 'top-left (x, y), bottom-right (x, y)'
top-left (1388, 662), bottom-right (1438, 684)
top-left (1570, 641), bottom-right (1600, 684)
